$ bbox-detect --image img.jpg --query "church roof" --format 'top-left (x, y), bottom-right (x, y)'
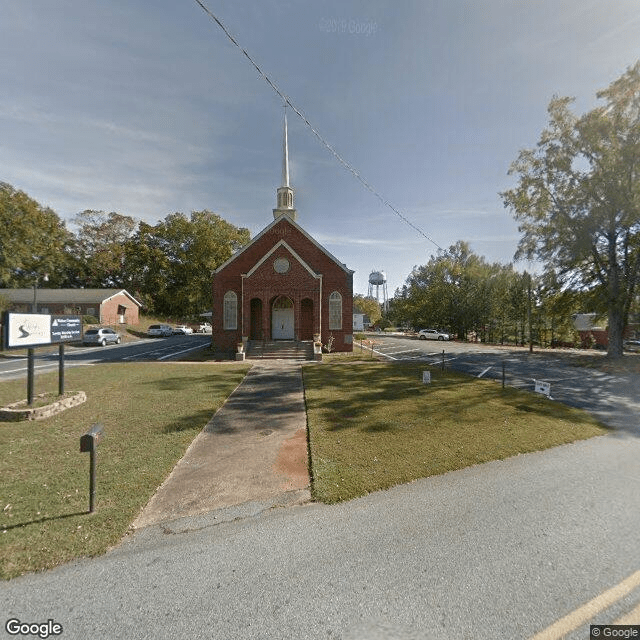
top-left (216, 110), bottom-right (353, 277)
top-left (0, 288), bottom-right (142, 307)
top-left (214, 214), bottom-right (354, 275)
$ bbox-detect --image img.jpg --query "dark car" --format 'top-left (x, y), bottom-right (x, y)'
top-left (83, 328), bottom-right (121, 346)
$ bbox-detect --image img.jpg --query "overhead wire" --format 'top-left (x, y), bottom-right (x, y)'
top-left (192, 0), bottom-right (444, 252)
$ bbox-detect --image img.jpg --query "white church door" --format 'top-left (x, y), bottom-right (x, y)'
top-left (272, 296), bottom-right (294, 340)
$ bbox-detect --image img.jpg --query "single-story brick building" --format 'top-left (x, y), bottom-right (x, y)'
top-left (0, 288), bottom-right (142, 325)
top-left (212, 114), bottom-right (354, 354)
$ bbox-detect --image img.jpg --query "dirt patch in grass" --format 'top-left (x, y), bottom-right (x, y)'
top-left (303, 362), bottom-right (607, 504)
top-left (0, 362), bottom-right (250, 580)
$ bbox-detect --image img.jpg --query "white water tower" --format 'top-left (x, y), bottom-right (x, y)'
top-left (368, 270), bottom-right (388, 313)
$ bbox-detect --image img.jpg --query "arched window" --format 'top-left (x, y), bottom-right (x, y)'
top-left (223, 291), bottom-right (237, 330)
top-left (329, 291), bottom-right (342, 330)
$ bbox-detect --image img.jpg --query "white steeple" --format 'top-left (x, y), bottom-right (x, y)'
top-left (273, 107), bottom-right (297, 221)
top-left (282, 108), bottom-right (290, 187)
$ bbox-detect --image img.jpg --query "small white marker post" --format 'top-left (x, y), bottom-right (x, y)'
top-left (422, 371), bottom-right (431, 384)
top-left (534, 380), bottom-right (552, 399)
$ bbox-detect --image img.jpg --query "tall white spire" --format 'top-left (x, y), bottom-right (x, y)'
top-left (273, 106), bottom-right (297, 221)
top-left (282, 109), bottom-right (290, 188)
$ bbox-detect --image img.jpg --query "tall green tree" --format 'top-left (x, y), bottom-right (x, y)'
top-left (353, 295), bottom-right (382, 326)
top-left (125, 210), bottom-right (249, 317)
top-left (0, 182), bottom-right (72, 287)
top-left (391, 241), bottom-right (513, 340)
top-left (502, 62), bottom-right (640, 358)
top-left (69, 210), bottom-right (137, 287)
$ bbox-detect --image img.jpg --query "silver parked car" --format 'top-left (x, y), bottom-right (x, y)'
top-left (623, 339), bottom-right (640, 352)
top-left (418, 328), bottom-right (450, 341)
top-left (83, 327), bottom-right (121, 346)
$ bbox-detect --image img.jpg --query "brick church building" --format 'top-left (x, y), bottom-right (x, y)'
top-left (211, 113), bottom-right (354, 357)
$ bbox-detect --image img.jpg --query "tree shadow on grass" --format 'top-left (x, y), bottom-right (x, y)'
top-left (303, 362), bottom-right (478, 424)
top-left (162, 409), bottom-right (217, 434)
top-left (361, 421), bottom-right (396, 433)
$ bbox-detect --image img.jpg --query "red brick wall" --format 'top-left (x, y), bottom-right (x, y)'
top-left (100, 294), bottom-right (140, 325)
top-left (212, 218), bottom-right (353, 354)
top-left (11, 294), bottom-right (139, 325)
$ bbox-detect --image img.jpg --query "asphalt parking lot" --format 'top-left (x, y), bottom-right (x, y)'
top-left (366, 334), bottom-right (640, 435)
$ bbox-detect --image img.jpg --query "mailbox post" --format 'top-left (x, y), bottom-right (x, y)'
top-left (80, 423), bottom-right (104, 513)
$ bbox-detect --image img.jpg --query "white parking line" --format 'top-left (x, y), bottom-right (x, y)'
top-left (478, 366), bottom-right (493, 378)
top-left (158, 343), bottom-right (211, 360)
top-left (1, 362), bottom-right (95, 376)
top-left (2, 362), bottom-right (92, 374)
top-left (371, 347), bottom-right (397, 360)
top-left (384, 349), bottom-right (425, 357)
top-left (382, 347), bottom-right (418, 354)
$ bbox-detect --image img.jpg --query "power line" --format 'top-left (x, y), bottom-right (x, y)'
top-left (192, 0), bottom-right (444, 252)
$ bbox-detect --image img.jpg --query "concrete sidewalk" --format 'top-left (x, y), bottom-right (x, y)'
top-left (132, 361), bottom-right (311, 529)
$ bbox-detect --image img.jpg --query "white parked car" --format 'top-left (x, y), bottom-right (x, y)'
top-left (173, 325), bottom-right (193, 335)
top-left (83, 327), bottom-right (121, 346)
top-left (198, 322), bottom-right (212, 333)
top-left (418, 328), bottom-right (450, 341)
top-left (148, 324), bottom-right (173, 337)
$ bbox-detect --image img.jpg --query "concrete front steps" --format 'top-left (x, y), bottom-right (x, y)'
top-left (246, 340), bottom-right (314, 361)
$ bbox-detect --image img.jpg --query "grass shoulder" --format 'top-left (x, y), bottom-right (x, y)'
top-left (303, 361), bottom-right (607, 504)
top-left (0, 361), bottom-right (250, 580)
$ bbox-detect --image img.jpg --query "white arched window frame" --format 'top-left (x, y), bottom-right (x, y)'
top-left (328, 291), bottom-right (342, 330)
top-left (223, 291), bottom-right (238, 330)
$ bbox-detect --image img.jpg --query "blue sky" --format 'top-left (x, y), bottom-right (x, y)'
top-left (2, 1), bottom-right (639, 296)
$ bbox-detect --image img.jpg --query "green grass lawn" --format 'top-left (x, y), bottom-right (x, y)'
top-left (1, 356), bottom-right (610, 580)
top-left (303, 361), bottom-right (608, 504)
top-left (0, 362), bottom-right (250, 580)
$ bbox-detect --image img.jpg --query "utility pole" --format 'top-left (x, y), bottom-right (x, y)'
top-left (527, 272), bottom-right (533, 353)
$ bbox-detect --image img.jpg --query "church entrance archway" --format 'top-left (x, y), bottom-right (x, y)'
top-left (300, 298), bottom-right (314, 340)
top-left (250, 298), bottom-right (263, 340)
top-left (272, 296), bottom-right (294, 340)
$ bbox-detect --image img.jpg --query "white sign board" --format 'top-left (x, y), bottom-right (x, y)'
top-left (422, 371), bottom-right (431, 384)
top-left (5, 313), bottom-right (52, 348)
top-left (534, 380), bottom-right (551, 398)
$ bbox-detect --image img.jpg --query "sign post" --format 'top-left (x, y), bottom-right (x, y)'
top-left (27, 349), bottom-right (35, 406)
top-left (80, 423), bottom-right (104, 513)
top-left (58, 344), bottom-right (65, 396)
top-left (3, 313), bottom-right (82, 404)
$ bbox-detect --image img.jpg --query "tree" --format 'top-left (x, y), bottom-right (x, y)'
top-left (390, 241), bottom-right (512, 340)
top-left (0, 182), bottom-right (73, 287)
top-left (502, 63), bottom-right (640, 358)
top-left (69, 210), bottom-right (137, 287)
top-left (353, 295), bottom-right (382, 326)
top-left (124, 211), bottom-right (249, 317)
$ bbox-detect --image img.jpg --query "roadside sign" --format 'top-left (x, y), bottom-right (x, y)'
top-left (4, 313), bottom-right (82, 348)
top-left (50, 316), bottom-right (82, 344)
top-left (534, 380), bottom-right (552, 398)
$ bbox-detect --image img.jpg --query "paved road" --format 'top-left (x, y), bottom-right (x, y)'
top-left (2, 337), bottom-right (639, 639)
top-left (2, 433), bottom-right (639, 640)
top-left (0, 335), bottom-right (212, 381)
